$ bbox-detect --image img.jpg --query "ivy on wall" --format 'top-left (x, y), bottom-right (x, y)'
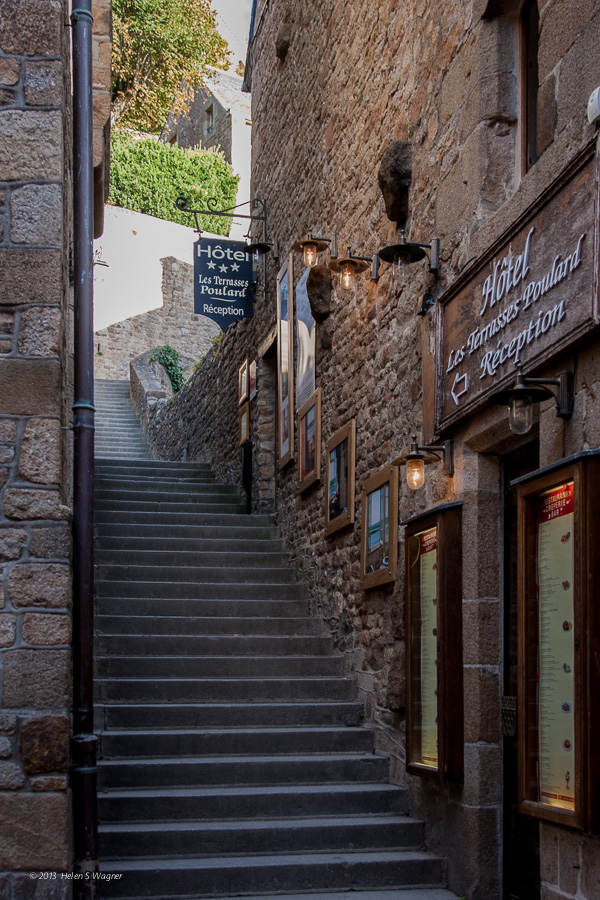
top-left (149, 344), bottom-right (185, 393)
top-left (108, 131), bottom-right (239, 233)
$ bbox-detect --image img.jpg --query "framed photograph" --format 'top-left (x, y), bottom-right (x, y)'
top-left (298, 388), bottom-right (321, 493)
top-left (238, 401), bottom-right (250, 445)
top-left (325, 419), bottom-right (356, 536)
top-left (238, 359), bottom-right (249, 404)
top-left (249, 359), bottom-right (257, 400)
top-left (360, 465), bottom-right (398, 590)
top-left (277, 253), bottom-right (294, 468)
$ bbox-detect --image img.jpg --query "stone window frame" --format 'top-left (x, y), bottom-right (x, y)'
top-left (480, 0), bottom-right (545, 181)
top-left (205, 104), bottom-right (214, 137)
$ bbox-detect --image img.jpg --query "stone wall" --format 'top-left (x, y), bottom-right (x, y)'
top-left (0, 0), bottom-right (73, 891)
top-left (94, 256), bottom-right (220, 379)
top-left (1, 0), bottom-right (111, 891)
top-left (136, 2), bottom-right (600, 899)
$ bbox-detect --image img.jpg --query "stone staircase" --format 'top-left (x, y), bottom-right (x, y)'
top-left (95, 379), bottom-right (152, 459)
top-left (93, 379), bottom-right (458, 900)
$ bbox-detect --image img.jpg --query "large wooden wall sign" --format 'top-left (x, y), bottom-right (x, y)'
top-left (436, 142), bottom-right (599, 431)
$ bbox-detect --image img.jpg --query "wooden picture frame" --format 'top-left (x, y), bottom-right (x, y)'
top-left (238, 359), bottom-right (249, 404)
top-left (360, 465), bottom-right (398, 590)
top-left (512, 452), bottom-right (600, 832)
top-left (238, 401), bottom-right (249, 445)
top-left (325, 419), bottom-right (356, 536)
top-left (249, 359), bottom-right (257, 401)
top-left (297, 388), bottom-right (321, 493)
top-left (405, 502), bottom-right (463, 783)
top-left (277, 254), bottom-right (294, 468)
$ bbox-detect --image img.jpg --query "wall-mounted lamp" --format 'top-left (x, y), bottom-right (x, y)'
top-left (293, 233), bottom-right (338, 268)
top-left (378, 231), bottom-right (440, 276)
top-left (488, 365), bottom-right (574, 435)
top-left (393, 434), bottom-right (454, 491)
top-left (244, 239), bottom-right (279, 265)
top-left (329, 249), bottom-right (380, 289)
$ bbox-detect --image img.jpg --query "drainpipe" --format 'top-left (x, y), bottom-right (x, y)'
top-left (71, 3), bottom-right (98, 896)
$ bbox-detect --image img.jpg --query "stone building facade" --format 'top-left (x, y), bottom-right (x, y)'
top-left (94, 256), bottom-right (219, 380)
top-left (161, 69), bottom-right (252, 238)
top-left (0, 0), bottom-right (111, 893)
top-left (135, 1), bottom-right (600, 899)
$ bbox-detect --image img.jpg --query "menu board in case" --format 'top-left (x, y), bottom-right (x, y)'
top-left (405, 503), bottom-right (463, 782)
top-left (516, 454), bottom-right (600, 830)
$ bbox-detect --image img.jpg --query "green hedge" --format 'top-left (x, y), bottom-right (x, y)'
top-left (108, 132), bottom-right (239, 234)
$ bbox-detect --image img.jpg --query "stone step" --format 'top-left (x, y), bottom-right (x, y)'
top-left (95, 458), bottom-right (213, 473)
top-left (96, 676), bottom-right (354, 704)
top-left (95, 564), bottom-right (296, 585)
top-left (99, 700), bottom-right (360, 729)
top-left (95, 581), bottom-right (303, 600)
top-left (94, 499), bottom-right (247, 514)
top-left (97, 782), bottom-right (408, 823)
top-left (95, 614), bottom-right (322, 636)
top-left (94, 510), bottom-right (264, 527)
top-left (95, 634), bottom-right (331, 657)
top-left (98, 814), bottom-right (420, 859)
top-left (95, 442), bottom-right (150, 451)
top-left (95, 487), bottom-right (243, 503)
top-left (94, 521), bottom-right (277, 540)
top-left (97, 752), bottom-right (390, 789)
top-left (95, 597), bottom-right (308, 617)
top-left (95, 451), bottom-right (152, 459)
top-left (96, 535), bottom-right (283, 553)
top-left (95, 655), bottom-right (342, 678)
top-left (96, 474), bottom-right (218, 488)
top-left (95, 550), bottom-right (290, 569)
top-left (95, 482), bottom-right (236, 498)
top-left (96, 850), bottom-right (445, 899)
top-left (100, 726), bottom-right (374, 759)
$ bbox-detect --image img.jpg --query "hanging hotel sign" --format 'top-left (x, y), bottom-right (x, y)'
top-left (436, 144), bottom-right (599, 431)
top-left (194, 238), bottom-right (254, 332)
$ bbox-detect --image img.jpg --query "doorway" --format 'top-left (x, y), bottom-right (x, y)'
top-left (502, 441), bottom-right (540, 900)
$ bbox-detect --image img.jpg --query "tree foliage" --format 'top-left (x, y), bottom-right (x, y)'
top-left (112, 0), bottom-right (230, 133)
top-left (108, 131), bottom-right (239, 234)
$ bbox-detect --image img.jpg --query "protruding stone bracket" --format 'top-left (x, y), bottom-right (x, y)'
top-left (377, 141), bottom-right (413, 229)
top-left (306, 265), bottom-right (332, 323)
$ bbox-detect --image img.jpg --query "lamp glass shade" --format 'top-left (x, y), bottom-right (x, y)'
top-left (394, 249), bottom-right (412, 268)
top-left (340, 261), bottom-right (354, 290)
top-left (303, 242), bottom-right (318, 267)
top-left (252, 248), bottom-right (261, 266)
top-left (508, 394), bottom-right (533, 434)
top-left (406, 457), bottom-right (425, 491)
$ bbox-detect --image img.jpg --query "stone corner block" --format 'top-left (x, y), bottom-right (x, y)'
top-left (8, 563), bottom-right (71, 609)
top-left (0, 792), bottom-right (70, 871)
top-left (1, 649), bottom-right (71, 709)
top-left (19, 714), bottom-right (70, 775)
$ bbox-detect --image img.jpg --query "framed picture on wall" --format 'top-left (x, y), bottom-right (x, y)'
top-left (238, 359), bottom-right (249, 404)
top-left (249, 359), bottom-right (257, 400)
top-left (277, 254), bottom-right (294, 468)
top-left (360, 465), bottom-right (398, 590)
top-left (298, 388), bottom-right (321, 493)
top-left (325, 419), bottom-right (356, 536)
top-left (238, 401), bottom-right (250, 445)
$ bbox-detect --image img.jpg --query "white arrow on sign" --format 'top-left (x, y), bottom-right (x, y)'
top-left (451, 371), bottom-right (469, 406)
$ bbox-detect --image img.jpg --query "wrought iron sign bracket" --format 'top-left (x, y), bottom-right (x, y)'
top-left (175, 196), bottom-right (278, 260)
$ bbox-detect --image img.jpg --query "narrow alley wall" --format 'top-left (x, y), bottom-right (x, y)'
top-left (136, 2), bottom-right (600, 898)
